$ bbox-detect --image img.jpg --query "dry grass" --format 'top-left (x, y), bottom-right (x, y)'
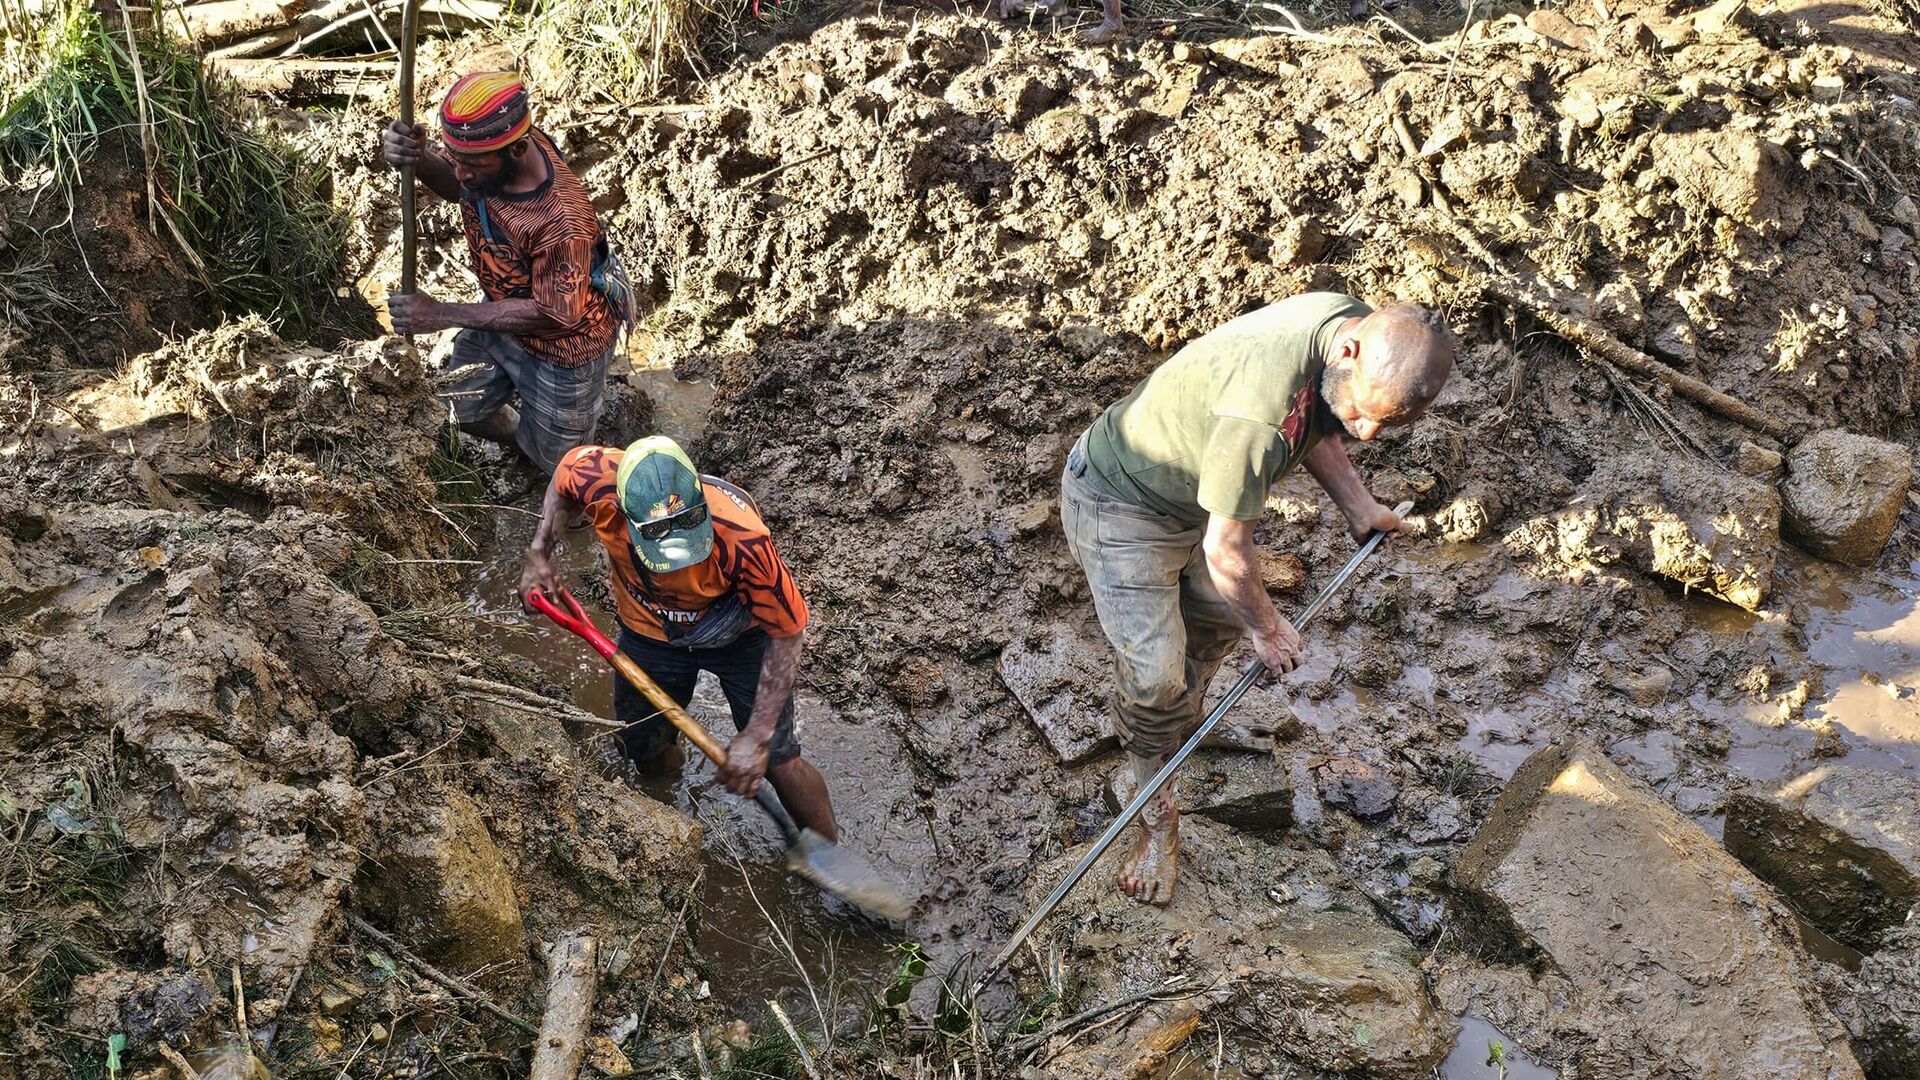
top-left (521, 0), bottom-right (726, 103)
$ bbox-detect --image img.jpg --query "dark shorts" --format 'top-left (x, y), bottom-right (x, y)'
top-left (443, 329), bottom-right (609, 473)
top-left (612, 625), bottom-right (802, 768)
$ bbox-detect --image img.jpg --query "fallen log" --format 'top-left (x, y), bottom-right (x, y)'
top-left (529, 933), bottom-right (599, 1080)
top-left (207, 56), bottom-right (395, 99)
top-left (204, 27), bottom-right (298, 60)
top-left (174, 0), bottom-right (304, 44)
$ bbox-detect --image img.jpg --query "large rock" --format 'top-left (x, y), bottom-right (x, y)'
top-left (999, 621), bottom-right (1116, 765)
top-left (1456, 741), bottom-right (1864, 1080)
top-left (1504, 454), bottom-right (1779, 610)
top-left (1851, 924), bottom-right (1920, 1080)
top-left (1105, 748), bottom-right (1291, 835)
top-left (1031, 818), bottom-right (1452, 1078)
top-left (1650, 128), bottom-right (1806, 235)
top-left (359, 785), bottom-right (528, 985)
top-left (1779, 431), bottom-right (1913, 566)
top-left (1725, 766), bottom-right (1920, 951)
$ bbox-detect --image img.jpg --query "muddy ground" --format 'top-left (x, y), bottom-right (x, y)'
top-left (4, 0), bottom-right (1920, 1075)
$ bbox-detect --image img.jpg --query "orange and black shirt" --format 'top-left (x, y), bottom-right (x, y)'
top-left (554, 446), bottom-right (810, 642)
top-left (450, 129), bottom-right (619, 368)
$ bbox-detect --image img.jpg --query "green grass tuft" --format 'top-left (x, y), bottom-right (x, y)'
top-left (0, 3), bottom-right (346, 337)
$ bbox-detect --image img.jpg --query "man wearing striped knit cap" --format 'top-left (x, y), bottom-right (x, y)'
top-left (381, 70), bottom-right (634, 474)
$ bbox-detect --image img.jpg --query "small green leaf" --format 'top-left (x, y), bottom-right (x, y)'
top-left (105, 1033), bottom-right (127, 1079)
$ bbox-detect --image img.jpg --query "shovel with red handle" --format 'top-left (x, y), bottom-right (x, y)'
top-left (527, 587), bottom-right (912, 921)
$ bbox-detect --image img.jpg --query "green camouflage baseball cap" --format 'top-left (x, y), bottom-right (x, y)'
top-left (615, 436), bottom-right (714, 573)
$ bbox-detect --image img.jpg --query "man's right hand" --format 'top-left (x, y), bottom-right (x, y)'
top-left (1251, 617), bottom-right (1304, 675)
top-left (520, 550), bottom-right (557, 609)
top-left (380, 119), bottom-right (427, 170)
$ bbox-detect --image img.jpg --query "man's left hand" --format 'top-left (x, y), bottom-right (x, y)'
top-left (387, 290), bottom-right (454, 336)
top-left (717, 731), bottom-right (772, 797)
top-left (1348, 499), bottom-right (1406, 542)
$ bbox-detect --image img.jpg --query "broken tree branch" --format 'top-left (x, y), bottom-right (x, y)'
top-left (1484, 279), bottom-right (1793, 439)
top-left (529, 933), bottom-right (599, 1080)
top-left (347, 915), bottom-right (538, 1034)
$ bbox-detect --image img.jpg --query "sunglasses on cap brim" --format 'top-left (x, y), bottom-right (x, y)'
top-left (634, 501), bottom-right (708, 541)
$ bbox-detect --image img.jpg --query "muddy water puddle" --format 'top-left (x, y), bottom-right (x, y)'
top-left (1437, 1017), bottom-right (1556, 1080)
top-left (455, 364), bottom-right (920, 1026)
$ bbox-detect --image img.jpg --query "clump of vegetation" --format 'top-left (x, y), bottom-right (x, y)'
top-left (0, 2), bottom-right (346, 338)
top-left (522, 0), bottom-right (725, 102)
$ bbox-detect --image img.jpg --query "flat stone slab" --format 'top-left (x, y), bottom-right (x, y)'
top-left (1105, 747), bottom-right (1291, 835)
top-left (998, 620), bottom-right (1117, 765)
top-left (1456, 740), bottom-right (1864, 1080)
top-left (1725, 765), bottom-right (1920, 951)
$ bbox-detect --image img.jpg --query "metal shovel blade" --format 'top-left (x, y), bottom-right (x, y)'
top-left (786, 829), bottom-right (913, 921)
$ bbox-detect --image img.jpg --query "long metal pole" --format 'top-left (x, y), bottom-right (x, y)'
top-left (971, 501), bottom-right (1412, 995)
top-left (397, 0), bottom-right (422, 336)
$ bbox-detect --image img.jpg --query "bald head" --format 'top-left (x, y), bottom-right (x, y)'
top-left (1322, 303), bottom-right (1454, 440)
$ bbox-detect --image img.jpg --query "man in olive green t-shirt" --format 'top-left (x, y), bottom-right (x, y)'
top-left (1061, 293), bottom-right (1454, 906)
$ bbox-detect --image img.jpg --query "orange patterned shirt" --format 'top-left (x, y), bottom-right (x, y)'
top-left (554, 446), bottom-right (810, 641)
top-left (453, 130), bottom-right (618, 367)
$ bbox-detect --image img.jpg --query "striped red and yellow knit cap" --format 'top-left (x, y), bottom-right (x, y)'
top-left (439, 70), bottom-right (532, 154)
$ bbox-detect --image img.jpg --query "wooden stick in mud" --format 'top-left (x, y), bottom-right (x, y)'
top-left (347, 915), bottom-right (538, 1034)
top-left (529, 932), bottom-right (599, 1080)
top-left (1484, 280), bottom-right (1794, 440)
top-left (156, 1044), bottom-right (202, 1080)
top-left (172, 0), bottom-right (304, 45)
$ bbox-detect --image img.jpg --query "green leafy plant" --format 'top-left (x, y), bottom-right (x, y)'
top-left (104, 1034), bottom-right (126, 1080)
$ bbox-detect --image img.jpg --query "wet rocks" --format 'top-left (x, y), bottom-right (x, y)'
top-left (1456, 740), bottom-right (1864, 1079)
top-left (1313, 755), bottom-right (1400, 820)
top-left (1650, 128), bottom-right (1806, 236)
top-left (358, 785), bottom-right (528, 985)
top-left (1778, 430), bottom-right (1913, 566)
top-left (64, 969), bottom-right (216, 1052)
top-left (1037, 817), bottom-right (1451, 1079)
top-left (998, 621), bottom-right (1116, 765)
top-left (1724, 766), bottom-right (1920, 951)
top-left (1105, 748), bottom-right (1291, 835)
top-left (1504, 454), bottom-right (1780, 610)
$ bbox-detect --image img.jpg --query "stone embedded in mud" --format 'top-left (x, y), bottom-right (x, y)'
top-left (887, 655), bottom-right (950, 708)
top-left (1846, 923), bottom-right (1920, 1079)
top-left (1105, 748), bottom-right (1291, 834)
top-left (1503, 453), bottom-right (1780, 611)
top-left (998, 623), bottom-right (1117, 765)
top-left (1778, 430), bottom-right (1913, 566)
top-left (1650, 128), bottom-right (1806, 235)
top-left (65, 969), bottom-right (215, 1052)
top-left (1735, 440), bottom-right (1785, 480)
top-left (1035, 817), bottom-right (1451, 1079)
top-left (358, 785), bottom-right (528, 986)
top-left (1314, 755), bottom-right (1400, 820)
top-left (1456, 740), bottom-right (1866, 1080)
top-left (1724, 766), bottom-right (1920, 951)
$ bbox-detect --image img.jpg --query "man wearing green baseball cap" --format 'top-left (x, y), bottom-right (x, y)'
top-left (521, 436), bottom-right (837, 838)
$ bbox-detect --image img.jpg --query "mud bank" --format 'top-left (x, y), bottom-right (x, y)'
top-left (4, 0), bottom-right (1920, 1074)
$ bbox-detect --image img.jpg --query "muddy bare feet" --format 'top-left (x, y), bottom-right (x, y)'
top-left (1080, 16), bottom-right (1124, 42)
top-left (1198, 719), bottom-right (1276, 753)
top-left (1117, 809), bottom-right (1179, 905)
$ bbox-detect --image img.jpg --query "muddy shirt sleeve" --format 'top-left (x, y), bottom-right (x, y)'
top-left (526, 207), bottom-right (600, 335)
top-left (731, 534), bottom-right (811, 638)
top-left (1196, 415), bottom-right (1290, 521)
top-left (555, 445), bottom-right (620, 507)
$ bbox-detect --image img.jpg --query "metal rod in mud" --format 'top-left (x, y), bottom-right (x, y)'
top-left (396, 0), bottom-right (422, 331)
top-left (970, 501), bottom-right (1414, 996)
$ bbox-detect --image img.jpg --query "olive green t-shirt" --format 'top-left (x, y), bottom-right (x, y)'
top-left (1082, 293), bottom-right (1370, 524)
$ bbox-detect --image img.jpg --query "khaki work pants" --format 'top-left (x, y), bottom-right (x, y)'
top-left (1059, 436), bottom-right (1245, 759)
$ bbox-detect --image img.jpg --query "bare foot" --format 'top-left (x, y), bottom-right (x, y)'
top-left (1080, 16), bottom-right (1124, 42)
top-left (1117, 809), bottom-right (1179, 906)
top-left (1198, 720), bottom-right (1275, 753)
